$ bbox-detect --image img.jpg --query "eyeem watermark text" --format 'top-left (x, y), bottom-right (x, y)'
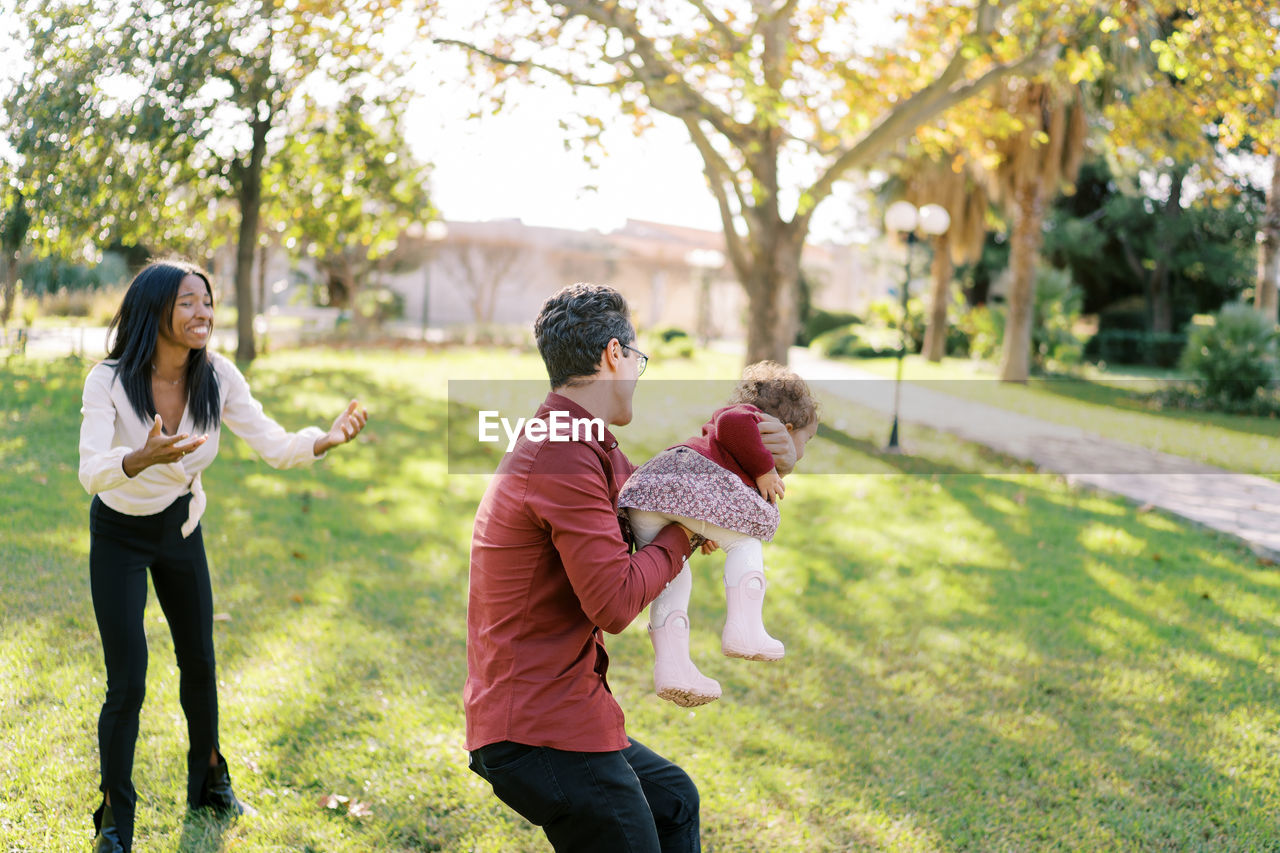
top-left (478, 410), bottom-right (606, 452)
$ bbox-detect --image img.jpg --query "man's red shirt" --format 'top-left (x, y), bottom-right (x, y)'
top-left (464, 392), bottom-right (692, 752)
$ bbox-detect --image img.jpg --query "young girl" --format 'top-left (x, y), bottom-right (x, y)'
top-left (618, 361), bottom-right (819, 707)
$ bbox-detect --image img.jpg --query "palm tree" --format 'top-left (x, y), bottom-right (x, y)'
top-left (894, 154), bottom-right (990, 362)
top-left (986, 79), bottom-right (1088, 382)
top-left (1258, 132), bottom-right (1280, 321)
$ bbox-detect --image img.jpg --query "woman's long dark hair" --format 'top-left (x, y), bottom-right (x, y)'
top-left (106, 259), bottom-right (221, 431)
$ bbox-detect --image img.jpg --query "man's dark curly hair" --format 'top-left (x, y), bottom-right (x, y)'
top-left (534, 283), bottom-right (636, 389)
top-left (727, 361), bottom-right (820, 429)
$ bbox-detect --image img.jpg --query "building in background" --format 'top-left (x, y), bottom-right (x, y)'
top-left (228, 218), bottom-right (900, 341)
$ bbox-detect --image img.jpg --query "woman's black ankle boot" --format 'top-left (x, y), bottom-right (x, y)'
top-left (93, 803), bottom-right (125, 853)
top-left (199, 756), bottom-right (256, 817)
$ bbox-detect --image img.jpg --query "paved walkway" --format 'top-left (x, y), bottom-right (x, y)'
top-left (787, 348), bottom-right (1280, 561)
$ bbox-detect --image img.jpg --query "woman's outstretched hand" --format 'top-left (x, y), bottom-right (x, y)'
top-left (123, 415), bottom-right (208, 477)
top-left (315, 400), bottom-right (369, 455)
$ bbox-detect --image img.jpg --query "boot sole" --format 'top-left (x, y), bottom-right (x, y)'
top-left (721, 645), bottom-right (784, 661)
top-left (657, 685), bottom-right (721, 707)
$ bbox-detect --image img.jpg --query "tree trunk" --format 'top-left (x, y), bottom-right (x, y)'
top-left (999, 182), bottom-right (1045, 382)
top-left (0, 249), bottom-right (17, 327)
top-left (256, 242), bottom-right (268, 317)
top-left (1, 191), bottom-right (29, 328)
top-left (743, 228), bottom-right (801, 365)
top-left (233, 116), bottom-right (270, 363)
top-left (922, 234), bottom-right (954, 362)
top-left (1258, 150), bottom-right (1280, 322)
top-left (1150, 264), bottom-right (1173, 333)
top-left (1150, 169), bottom-right (1184, 334)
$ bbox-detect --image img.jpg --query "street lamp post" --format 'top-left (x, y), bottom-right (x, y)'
top-left (883, 201), bottom-right (951, 452)
top-left (420, 220), bottom-right (448, 340)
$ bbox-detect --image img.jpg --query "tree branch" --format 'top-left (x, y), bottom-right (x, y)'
top-left (769, 0), bottom-right (802, 25)
top-left (1117, 232), bottom-right (1148, 282)
top-left (684, 0), bottom-right (744, 51)
top-left (554, 0), bottom-right (752, 149)
top-left (682, 116), bottom-right (751, 274)
top-left (433, 38), bottom-right (620, 89)
top-left (799, 43), bottom-right (1058, 234)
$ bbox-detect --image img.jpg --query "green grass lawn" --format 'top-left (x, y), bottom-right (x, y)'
top-left (851, 354), bottom-right (1280, 477)
top-left (3, 347), bottom-right (1279, 851)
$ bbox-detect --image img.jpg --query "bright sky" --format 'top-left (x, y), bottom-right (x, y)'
top-left (403, 47), bottom-right (728, 235)
top-left (403, 2), bottom-right (885, 243)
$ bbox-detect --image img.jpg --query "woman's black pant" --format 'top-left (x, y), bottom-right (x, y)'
top-left (89, 494), bottom-right (221, 851)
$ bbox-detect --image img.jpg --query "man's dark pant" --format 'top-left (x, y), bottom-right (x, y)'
top-left (470, 738), bottom-right (700, 852)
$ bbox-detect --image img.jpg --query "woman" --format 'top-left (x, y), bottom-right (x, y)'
top-left (78, 260), bottom-right (368, 852)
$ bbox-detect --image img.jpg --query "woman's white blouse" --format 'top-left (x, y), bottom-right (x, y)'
top-left (79, 352), bottom-right (327, 537)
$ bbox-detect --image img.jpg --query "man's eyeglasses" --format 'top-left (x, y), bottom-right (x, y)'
top-left (622, 343), bottom-right (648, 377)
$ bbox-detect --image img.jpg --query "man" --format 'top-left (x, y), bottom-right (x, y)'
top-left (465, 283), bottom-right (795, 852)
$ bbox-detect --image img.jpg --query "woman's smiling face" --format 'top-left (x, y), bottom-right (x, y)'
top-left (161, 274), bottom-right (214, 350)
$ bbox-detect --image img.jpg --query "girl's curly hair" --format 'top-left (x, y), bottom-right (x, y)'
top-left (727, 361), bottom-right (819, 429)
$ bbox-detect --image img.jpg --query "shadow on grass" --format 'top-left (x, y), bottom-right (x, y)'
top-left (716, 421), bottom-right (1280, 848)
top-left (5, 355), bottom-right (1280, 851)
top-left (179, 808), bottom-right (230, 852)
top-left (1010, 376), bottom-right (1280, 441)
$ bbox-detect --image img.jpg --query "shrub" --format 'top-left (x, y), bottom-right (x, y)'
top-left (37, 285), bottom-right (127, 324)
top-left (1096, 296), bottom-right (1149, 332)
top-left (811, 322), bottom-right (902, 359)
top-left (864, 297), bottom-right (925, 353)
top-left (1085, 330), bottom-right (1188, 367)
top-left (1179, 303), bottom-right (1278, 403)
top-left (955, 304), bottom-right (1004, 361)
top-left (356, 286), bottom-right (406, 324)
top-left (20, 253), bottom-right (129, 296)
top-left (956, 266), bottom-right (1083, 371)
top-left (1033, 265), bottom-right (1084, 370)
top-left (646, 327), bottom-right (694, 359)
top-left (797, 308), bottom-right (861, 347)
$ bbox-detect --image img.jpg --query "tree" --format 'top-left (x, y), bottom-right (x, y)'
top-left (1141, 1), bottom-right (1280, 319)
top-left (8, 0), bottom-right (430, 361)
top-left (440, 0), bottom-right (1112, 364)
top-left (438, 240), bottom-right (528, 326)
top-left (1263, 143), bottom-right (1280, 319)
top-left (888, 152), bottom-right (990, 361)
top-left (267, 95), bottom-right (433, 331)
top-left (1093, 9), bottom-right (1224, 334)
top-left (1043, 157), bottom-right (1262, 324)
top-left (0, 171), bottom-right (30, 326)
top-left (983, 79), bottom-right (1088, 382)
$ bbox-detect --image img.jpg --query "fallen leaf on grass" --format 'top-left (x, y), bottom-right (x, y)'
top-left (289, 593), bottom-right (304, 604)
top-left (291, 550), bottom-right (306, 560)
top-left (317, 793), bottom-right (372, 819)
top-left (318, 793), bottom-right (349, 810)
